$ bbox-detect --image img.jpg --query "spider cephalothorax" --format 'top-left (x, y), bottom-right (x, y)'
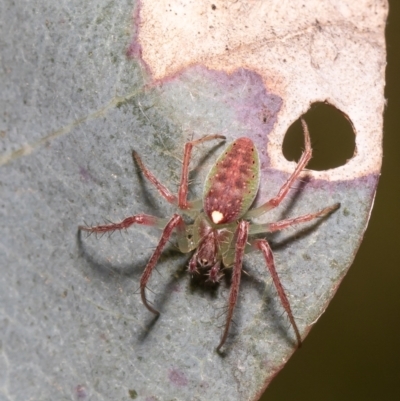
top-left (79, 120), bottom-right (339, 351)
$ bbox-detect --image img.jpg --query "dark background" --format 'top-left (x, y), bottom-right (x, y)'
top-left (263, 2), bottom-right (399, 400)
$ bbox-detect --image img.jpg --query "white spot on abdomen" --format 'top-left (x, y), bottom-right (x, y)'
top-left (211, 210), bottom-right (224, 224)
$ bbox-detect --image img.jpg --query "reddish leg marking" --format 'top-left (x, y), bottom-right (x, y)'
top-left (253, 239), bottom-right (302, 347)
top-left (245, 119), bottom-right (312, 219)
top-left (268, 203), bottom-right (340, 233)
top-left (216, 220), bottom-right (249, 352)
top-left (178, 134), bottom-right (225, 209)
top-left (139, 214), bottom-right (186, 315)
top-left (132, 150), bottom-right (177, 205)
top-left (188, 249), bottom-right (200, 275)
top-left (249, 203), bottom-right (340, 235)
top-left (207, 262), bottom-right (223, 283)
top-left (78, 214), bottom-right (158, 233)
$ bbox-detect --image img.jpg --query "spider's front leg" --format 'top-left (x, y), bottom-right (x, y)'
top-left (79, 214), bottom-right (188, 315)
top-left (216, 220), bottom-right (249, 352)
top-left (139, 214), bottom-right (187, 315)
top-left (248, 203), bottom-right (341, 347)
top-left (252, 238), bottom-right (302, 347)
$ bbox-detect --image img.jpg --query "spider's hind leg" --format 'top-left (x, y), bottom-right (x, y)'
top-left (132, 150), bottom-right (178, 205)
top-left (245, 119), bottom-right (313, 220)
top-left (178, 134), bottom-right (226, 210)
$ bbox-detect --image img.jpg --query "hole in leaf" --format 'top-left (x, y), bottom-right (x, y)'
top-left (282, 103), bottom-right (355, 171)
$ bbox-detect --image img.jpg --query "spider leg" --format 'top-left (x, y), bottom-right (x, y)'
top-left (139, 214), bottom-right (186, 315)
top-left (248, 203), bottom-right (340, 235)
top-left (252, 238), bottom-right (302, 347)
top-left (132, 150), bottom-right (177, 205)
top-left (178, 134), bottom-right (226, 210)
top-left (188, 249), bottom-right (200, 275)
top-left (206, 261), bottom-right (223, 283)
top-left (78, 214), bottom-right (162, 233)
top-left (216, 220), bottom-right (249, 352)
top-left (245, 119), bottom-right (312, 219)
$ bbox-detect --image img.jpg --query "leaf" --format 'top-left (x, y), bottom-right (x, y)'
top-left (0, 1), bottom-right (387, 401)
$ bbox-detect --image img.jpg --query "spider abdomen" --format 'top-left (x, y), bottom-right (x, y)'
top-left (203, 137), bottom-right (260, 225)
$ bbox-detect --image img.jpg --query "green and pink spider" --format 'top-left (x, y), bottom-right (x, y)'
top-left (79, 119), bottom-right (339, 352)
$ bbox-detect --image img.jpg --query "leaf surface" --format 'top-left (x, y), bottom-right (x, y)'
top-left (0, 1), bottom-right (387, 400)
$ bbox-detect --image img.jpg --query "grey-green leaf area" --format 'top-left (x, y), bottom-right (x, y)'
top-left (0, 1), bottom-right (377, 401)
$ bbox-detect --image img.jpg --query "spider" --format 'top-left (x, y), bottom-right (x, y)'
top-left (79, 119), bottom-right (340, 352)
